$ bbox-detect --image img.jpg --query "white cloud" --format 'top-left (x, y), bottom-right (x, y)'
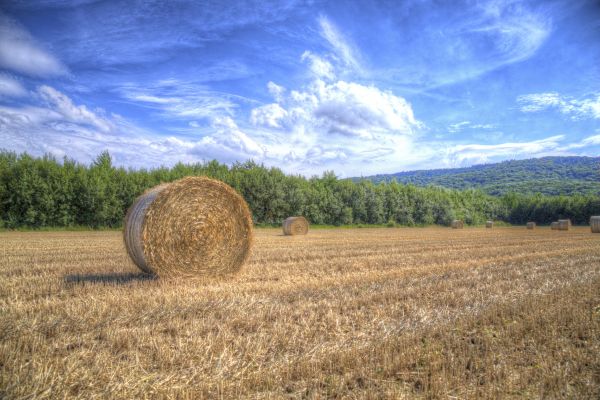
top-left (0, 14), bottom-right (67, 77)
top-left (250, 103), bottom-right (288, 128)
top-left (444, 135), bottom-right (565, 165)
top-left (301, 51), bottom-right (335, 80)
top-left (517, 92), bottom-right (600, 119)
top-left (581, 134), bottom-right (600, 146)
top-left (448, 121), bottom-right (471, 133)
top-left (117, 79), bottom-right (243, 119)
top-left (317, 15), bottom-right (362, 73)
top-left (37, 85), bottom-right (114, 133)
top-left (267, 81), bottom-right (285, 102)
top-left (243, 76), bottom-right (425, 175)
top-left (448, 120), bottom-right (496, 133)
top-left (0, 74), bottom-right (26, 97)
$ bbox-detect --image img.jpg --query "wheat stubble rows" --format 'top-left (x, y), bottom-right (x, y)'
top-left (1, 227), bottom-right (599, 399)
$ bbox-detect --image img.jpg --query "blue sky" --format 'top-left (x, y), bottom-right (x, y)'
top-left (0, 0), bottom-right (599, 176)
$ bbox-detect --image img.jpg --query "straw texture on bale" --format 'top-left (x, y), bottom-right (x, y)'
top-left (451, 220), bottom-right (464, 229)
top-left (123, 177), bottom-right (253, 277)
top-left (591, 216), bottom-right (600, 233)
top-left (283, 216), bottom-right (309, 235)
top-left (486, 221), bottom-right (493, 228)
top-left (526, 222), bottom-right (536, 230)
top-left (550, 221), bottom-right (559, 230)
top-left (558, 219), bottom-right (570, 231)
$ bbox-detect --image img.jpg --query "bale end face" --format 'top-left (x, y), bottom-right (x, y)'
top-left (550, 222), bottom-right (559, 230)
top-left (485, 221), bottom-right (493, 228)
top-left (283, 216), bottom-right (309, 235)
top-left (123, 177), bottom-right (254, 277)
top-left (526, 222), bottom-right (536, 230)
top-left (590, 216), bottom-right (600, 233)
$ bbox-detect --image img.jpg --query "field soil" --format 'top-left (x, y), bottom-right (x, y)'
top-left (1, 227), bottom-right (599, 399)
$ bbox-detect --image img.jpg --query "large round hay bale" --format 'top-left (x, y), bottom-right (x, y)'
top-left (550, 221), bottom-right (559, 230)
top-left (591, 216), bottom-right (600, 233)
top-left (123, 177), bottom-right (254, 277)
top-left (283, 216), bottom-right (309, 235)
top-left (557, 219), bottom-right (570, 231)
top-left (451, 219), bottom-right (464, 229)
top-left (485, 221), bottom-right (493, 228)
top-left (526, 222), bottom-right (536, 230)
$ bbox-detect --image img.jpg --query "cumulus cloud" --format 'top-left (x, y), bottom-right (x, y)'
top-left (517, 92), bottom-right (600, 119)
top-left (250, 103), bottom-right (288, 128)
top-left (0, 74), bottom-right (26, 97)
top-left (0, 14), bottom-right (67, 77)
top-left (251, 79), bottom-right (420, 139)
top-left (301, 51), bottom-right (335, 80)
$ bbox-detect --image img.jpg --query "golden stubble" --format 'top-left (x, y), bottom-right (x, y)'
top-left (1, 227), bottom-right (598, 399)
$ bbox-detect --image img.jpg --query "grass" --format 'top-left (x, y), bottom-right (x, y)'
top-left (1, 227), bottom-right (599, 398)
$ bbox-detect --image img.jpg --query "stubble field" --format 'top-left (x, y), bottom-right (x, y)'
top-left (1, 227), bottom-right (599, 399)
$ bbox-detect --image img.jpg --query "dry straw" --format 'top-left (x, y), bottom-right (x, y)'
top-left (526, 222), bottom-right (536, 230)
top-left (551, 221), bottom-right (559, 230)
top-left (486, 221), bottom-right (493, 228)
top-left (558, 219), bottom-right (571, 231)
top-left (451, 220), bottom-right (464, 229)
top-left (123, 177), bottom-right (254, 277)
top-left (283, 216), bottom-right (309, 235)
top-left (590, 216), bottom-right (600, 233)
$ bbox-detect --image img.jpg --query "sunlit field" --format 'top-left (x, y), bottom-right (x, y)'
top-left (1, 227), bottom-right (599, 399)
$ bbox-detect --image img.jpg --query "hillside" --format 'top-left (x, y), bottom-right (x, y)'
top-left (361, 156), bottom-right (600, 196)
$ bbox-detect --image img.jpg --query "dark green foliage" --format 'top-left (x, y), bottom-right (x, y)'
top-left (0, 150), bottom-right (598, 229)
top-left (364, 156), bottom-right (600, 196)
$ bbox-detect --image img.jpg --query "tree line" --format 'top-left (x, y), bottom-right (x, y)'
top-left (0, 150), bottom-right (598, 229)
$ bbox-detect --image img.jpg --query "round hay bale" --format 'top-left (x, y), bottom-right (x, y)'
top-left (526, 222), bottom-right (536, 230)
top-left (485, 221), bottom-right (493, 228)
top-left (557, 219), bottom-right (570, 231)
top-left (123, 176), bottom-right (254, 277)
top-left (283, 216), bottom-right (309, 235)
top-left (451, 219), bottom-right (464, 229)
top-left (590, 216), bottom-right (600, 233)
top-left (550, 221), bottom-right (559, 230)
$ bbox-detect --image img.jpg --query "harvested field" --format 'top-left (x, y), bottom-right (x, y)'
top-left (1, 227), bottom-right (599, 399)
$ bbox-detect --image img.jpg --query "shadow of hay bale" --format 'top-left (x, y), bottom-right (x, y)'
top-left (64, 272), bottom-right (157, 285)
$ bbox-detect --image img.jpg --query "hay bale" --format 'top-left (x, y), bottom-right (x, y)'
top-left (526, 222), bottom-right (536, 230)
top-left (558, 219), bottom-right (570, 231)
top-left (485, 221), bottom-right (493, 228)
top-left (591, 216), bottom-right (600, 233)
top-left (550, 221), bottom-right (559, 230)
top-left (451, 220), bottom-right (464, 229)
top-left (283, 216), bottom-right (309, 235)
top-left (123, 177), bottom-right (254, 277)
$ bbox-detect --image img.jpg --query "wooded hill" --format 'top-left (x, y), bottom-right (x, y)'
top-left (362, 156), bottom-right (600, 196)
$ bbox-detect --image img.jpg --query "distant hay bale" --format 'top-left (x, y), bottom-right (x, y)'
top-left (558, 219), bottom-right (570, 231)
top-left (591, 216), bottom-right (600, 233)
top-left (526, 222), bottom-right (536, 230)
top-left (486, 221), bottom-right (493, 228)
top-left (550, 221), bottom-right (559, 230)
top-left (123, 177), bottom-right (254, 277)
top-left (451, 220), bottom-right (464, 229)
top-left (283, 216), bottom-right (309, 235)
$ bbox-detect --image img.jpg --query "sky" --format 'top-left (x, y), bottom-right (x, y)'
top-left (0, 0), bottom-right (599, 177)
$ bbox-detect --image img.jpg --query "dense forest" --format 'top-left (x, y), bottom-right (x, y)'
top-left (0, 150), bottom-right (598, 229)
top-left (364, 156), bottom-right (600, 196)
